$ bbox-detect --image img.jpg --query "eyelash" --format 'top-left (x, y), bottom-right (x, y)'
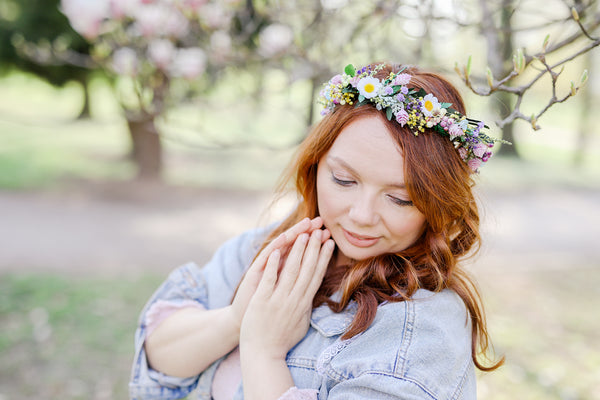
top-left (332, 175), bottom-right (354, 187)
top-left (331, 174), bottom-right (414, 207)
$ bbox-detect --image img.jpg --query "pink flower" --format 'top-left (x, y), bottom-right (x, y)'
top-left (109, 0), bottom-right (141, 19)
top-left (458, 147), bottom-right (468, 160)
top-left (468, 158), bottom-right (482, 172)
top-left (395, 109), bottom-right (409, 126)
top-left (60, 0), bottom-right (110, 40)
top-left (258, 24), bottom-right (293, 57)
top-left (111, 47), bottom-right (138, 76)
top-left (135, 5), bottom-right (189, 38)
top-left (330, 74), bottom-right (343, 85)
top-left (148, 39), bottom-right (175, 70)
top-left (170, 47), bottom-right (207, 79)
top-left (473, 142), bottom-right (487, 158)
top-left (392, 73), bottom-right (411, 86)
top-left (448, 124), bottom-right (463, 140)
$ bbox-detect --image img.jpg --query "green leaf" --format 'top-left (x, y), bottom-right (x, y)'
top-left (440, 102), bottom-right (452, 108)
top-left (466, 56), bottom-right (472, 77)
top-left (344, 64), bottom-right (356, 77)
top-left (386, 108), bottom-right (393, 121)
top-left (358, 94), bottom-right (365, 102)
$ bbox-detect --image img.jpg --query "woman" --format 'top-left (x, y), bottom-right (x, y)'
top-left (129, 63), bottom-right (504, 400)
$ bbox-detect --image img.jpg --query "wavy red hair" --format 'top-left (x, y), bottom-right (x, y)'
top-left (259, 64), bottom-right (503, 371)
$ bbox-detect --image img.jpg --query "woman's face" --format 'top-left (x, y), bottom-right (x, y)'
top-left (316, 114), bottom-right (426, 265)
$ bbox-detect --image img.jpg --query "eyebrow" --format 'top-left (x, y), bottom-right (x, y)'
top-left (327, 155), bottom-right (407, 189)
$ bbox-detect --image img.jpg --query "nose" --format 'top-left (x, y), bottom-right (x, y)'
top-left (348, 191), bottom-right (379, 226)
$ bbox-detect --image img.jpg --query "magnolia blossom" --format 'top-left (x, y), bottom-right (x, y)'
top-left (171, 47), bottom-right (207, 79)
top-left (258, 24), bottom-right (294, 57)
top-left (60, 0), bottom-right (110, 39)
top-left (109, 0), bottom-right (143, 19)
top-left (148, 39), bottom-right (176, 70)
top-left (112, 47), bottom-right (138, 76)
top-left (135, 4), bottom-right (189, 38)
top-left (210, 30), bottom-right (232, 62)
top-left (173, 0), bottom-right (208, 12)
top-left (199, 3), bottom-right (231, 29)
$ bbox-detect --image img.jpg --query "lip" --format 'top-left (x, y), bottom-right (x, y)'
top-left (342, 228), bottom-right (381, 248)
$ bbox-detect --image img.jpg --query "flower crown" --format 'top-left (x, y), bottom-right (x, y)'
top-left (318, 64), bottom-right (507, 172)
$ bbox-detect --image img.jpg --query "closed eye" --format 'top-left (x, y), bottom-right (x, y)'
top-left (332, 175), bottom-right (354, 187)
top-left (387, 195), bottom-right (413, 207)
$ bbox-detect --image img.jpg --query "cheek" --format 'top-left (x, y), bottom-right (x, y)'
top-left (387, 209), bottom-right (426, 239)
top-left (316, 175), bottom-right (341, 226)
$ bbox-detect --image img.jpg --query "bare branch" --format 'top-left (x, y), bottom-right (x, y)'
top-left (458, 2), bottom-right (599, 130)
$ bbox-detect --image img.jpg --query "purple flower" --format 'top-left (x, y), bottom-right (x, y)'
top-left (401, 86), bottom-right (409, 94)
top-left (396, 93), bottom-right (405, 102)
top-left (383, 86), bottom-right (394, 95)
top-left (395, 109), bottom-right (409, 126)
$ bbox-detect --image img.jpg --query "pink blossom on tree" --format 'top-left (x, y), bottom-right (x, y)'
top-left (60, 0), bottom-right (110, 39)
top-left (171, 48), bottom-right (207, 80)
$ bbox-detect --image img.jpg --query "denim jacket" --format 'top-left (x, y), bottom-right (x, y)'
top-left (129, 226), bottom-right (476, 400)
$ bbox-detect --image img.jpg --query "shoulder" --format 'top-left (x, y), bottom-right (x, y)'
top-left (328, 289), bottom-right (475, 399)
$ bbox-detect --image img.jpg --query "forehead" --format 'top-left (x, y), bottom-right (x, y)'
top-left (325, 115), bottom-right (405, 180)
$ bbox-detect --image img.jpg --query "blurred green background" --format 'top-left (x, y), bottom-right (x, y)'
top-left (1, 0), bottom-right (600, 399)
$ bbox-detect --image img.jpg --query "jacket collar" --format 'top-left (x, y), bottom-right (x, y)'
top-left (310, 300), bottom-right (357, 337)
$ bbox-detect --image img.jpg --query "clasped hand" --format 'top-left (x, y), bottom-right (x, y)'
top-left (232, 217), bottom-right (335, 360)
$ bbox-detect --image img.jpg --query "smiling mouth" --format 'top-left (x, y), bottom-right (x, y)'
top-left (342, 228), bottom-right (380, 247)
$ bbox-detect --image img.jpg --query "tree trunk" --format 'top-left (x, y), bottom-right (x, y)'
top-left (126, 115), bottom-right (163, 181)
top-left (495, 0), bottom-right (519, 158)
top-left (481, 0), bottom-right (520, 158)
top-left (496, 92), bottom-right (519, 157)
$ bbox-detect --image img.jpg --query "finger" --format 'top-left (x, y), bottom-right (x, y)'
top-left (246, 218), bottom-right (312, 275)
top-left (290, 229), bottom-right (323, 293)
top-left (276, 233), bottom-right (310, 292)
top-left (308, 216), bottom-right (323, 231)
top-left (255, 249), bottom-right (280, 296)
top-left (321, 228), bottom-right (331, 243)
top-left (303, 239), bottom-right (335, 299)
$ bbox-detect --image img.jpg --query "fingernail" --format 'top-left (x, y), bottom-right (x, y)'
top-left (312, 229), bottom-right (322, 240)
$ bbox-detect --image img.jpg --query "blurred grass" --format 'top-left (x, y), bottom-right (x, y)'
top-left (0, 273), bottom-right (164, 399)
top-left (475, 267), bottom-right (600, 400)
top-left (1, 268), bottom-right (598, 399)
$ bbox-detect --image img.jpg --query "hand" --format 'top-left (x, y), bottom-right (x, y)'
top-left (240, 229), bottom-right (335, 360)
top-left (229, 217), bottom-right (328, 334)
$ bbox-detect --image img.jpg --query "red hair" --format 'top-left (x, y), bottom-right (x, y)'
top-left (260, 64), bottom-right (503, 371)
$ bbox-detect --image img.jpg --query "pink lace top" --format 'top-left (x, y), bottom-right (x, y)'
top-left (145, 301), bottom-right (318, 400)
